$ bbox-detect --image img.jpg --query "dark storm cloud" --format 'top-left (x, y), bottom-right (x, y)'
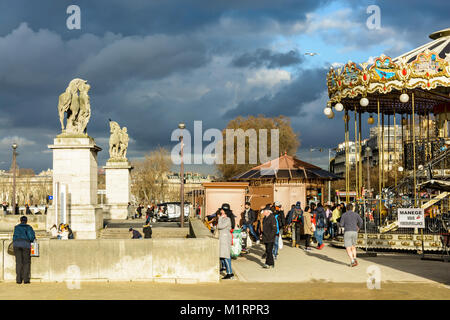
top-left (0, 0), bottom-right (332, 39)
top-left (224, 68), bottom-right (327, 119)
top-left (231, 49), bottom-right (304, 69)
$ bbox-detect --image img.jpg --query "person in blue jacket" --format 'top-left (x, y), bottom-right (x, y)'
top-left (13, 216), bottom-right (36, 284)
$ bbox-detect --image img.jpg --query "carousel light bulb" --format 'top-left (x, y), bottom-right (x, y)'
top-left (368, 115), bottom-right (375, 125)
top-left (335, 103), bottom-right (344, 112)
top-left (400, 93), bottom-right (409, 103)
top-left (418, 164), bottom-right (424, 171)
top-left (327, 110), bottom-right (335, 119)
top-left (324, 107), bottom-right (333, 116)
top-left (398, 166), bottom-right (404, 172)
top-left (360, 97), bottom-right (369, 107)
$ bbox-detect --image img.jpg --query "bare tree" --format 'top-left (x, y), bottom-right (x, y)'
top-left (131, 147), bottom-right (172, 204)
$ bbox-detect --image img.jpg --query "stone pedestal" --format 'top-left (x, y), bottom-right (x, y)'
top-left (47, 134), bottom-right (103, 239)
top-left (103, 160), bottom-right (133, 219)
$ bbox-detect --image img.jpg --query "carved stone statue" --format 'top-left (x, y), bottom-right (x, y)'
top-left (109, 121), bottom-right (129, 160)
top-left (58, 78), bottom-right (91, 134)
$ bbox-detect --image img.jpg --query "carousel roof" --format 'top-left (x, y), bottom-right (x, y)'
top-left (393, 28), bottom-right (450, 64)
top-left (326, 28), bottom-right (450, 115)
top-left (231, 153), bottom-right (341, 181)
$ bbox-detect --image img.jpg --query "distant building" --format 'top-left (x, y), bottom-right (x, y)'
top-left (331, 125), bottom-right (404, 176)
top-left (0, 169), bottom-right (53, 205)
top-left (166, 171), bottom-right (216, 201)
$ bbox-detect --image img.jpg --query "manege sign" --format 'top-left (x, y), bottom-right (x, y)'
top-left (398, 208), bottom-right (425, 228)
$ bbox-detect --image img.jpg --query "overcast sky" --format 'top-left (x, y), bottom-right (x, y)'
top-left (0, 0), bottom-right (448, 174)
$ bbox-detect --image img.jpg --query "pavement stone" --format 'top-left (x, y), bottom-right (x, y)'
top-left (232, 240), bottom-right (450, 285)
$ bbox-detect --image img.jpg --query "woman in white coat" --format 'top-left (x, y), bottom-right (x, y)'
top-left (218, 207), bottom-right (234, 280)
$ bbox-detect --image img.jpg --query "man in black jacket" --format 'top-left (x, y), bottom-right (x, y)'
top-left (240, 202), bottom-right (259, 244)
top-left (261, 205), bottom-right (277, 268)
top-left (13, 216), bottom-right (36, 284)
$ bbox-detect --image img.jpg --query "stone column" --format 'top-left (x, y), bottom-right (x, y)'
top-left (48, 134), bottom-right (103, 239)
top-left (103, 160), bottom-right (133, 220)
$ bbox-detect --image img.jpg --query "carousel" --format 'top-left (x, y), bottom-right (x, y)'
top-left (325, 28), bottom-right (450, 252)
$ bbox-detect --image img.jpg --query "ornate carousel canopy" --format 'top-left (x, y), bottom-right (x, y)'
top-left (325, 28), bottom-right (450, 115)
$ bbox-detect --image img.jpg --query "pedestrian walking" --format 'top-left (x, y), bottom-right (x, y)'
top-left (135, 204), bottom-right (143, 219)
top-left (339, 204), bottom-right (363, 267)
top-left (240, 202), bottom-right (259, 244)
top-left (126, 202), bottom-right (134, 220)
top-left (272, 201), bottom-right (285, 260)
top-left (314, 203), bottom-right (327, 250)
top-left (218, 206), bottom-right (234, 279)
top-left (2, 202), bottom-right (8, 215)
top-left (146, 205), bottom-right (154, 222)
top-left (292, 202), bottom-right (303, 247)
top-left (261, 205), bottom-right (277, 268)
top-left (12, 216), bottom-right (35, 284)
top-left (302, 206), bottom-right (314, 251)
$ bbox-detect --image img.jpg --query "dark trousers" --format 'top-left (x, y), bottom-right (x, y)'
top-left (14, 247), bottom-right (31, 283)
top-left (305, 234), bottom-right (311, 248)
top-left (265, 242), bottom-right (274, 266)
top-left (295, 223), bottom-right (302, 244)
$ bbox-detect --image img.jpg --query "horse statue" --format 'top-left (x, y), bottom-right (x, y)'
top-left (57, 78), bottom-right (91, 134)
top-left (109, 120), bottom-right (122, 159)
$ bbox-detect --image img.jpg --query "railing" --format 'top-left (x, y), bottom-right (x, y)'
top-left (403, 138), bottom-right (448, 170)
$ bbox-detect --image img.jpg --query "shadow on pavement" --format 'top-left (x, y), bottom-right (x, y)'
top-left (360, 254), bottom-right (450, 285)
top-left (305, 251), bottom-right (349, 266)
top-left (239, 246), bottom-right (266, 267)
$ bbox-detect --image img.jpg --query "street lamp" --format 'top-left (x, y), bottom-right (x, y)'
top-left (178, 122), bottom-right (185, 228)
top-left (12, 143), bottom-right (18, 215)
top-left (365, 146), bottom-right (372, 197)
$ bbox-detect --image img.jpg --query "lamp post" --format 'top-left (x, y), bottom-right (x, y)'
top-left (365, 146), bottom-right (372, 198)
top-left (179, 122), bottom-right (185, 228)
top-left (11, 143), bottom-right (18, 215)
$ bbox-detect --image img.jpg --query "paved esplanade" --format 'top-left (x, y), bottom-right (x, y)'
top-left (232, 241), bottom-right (450, 285)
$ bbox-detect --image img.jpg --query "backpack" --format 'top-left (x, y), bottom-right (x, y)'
top-left (317, 212), bottom-right (325, 228)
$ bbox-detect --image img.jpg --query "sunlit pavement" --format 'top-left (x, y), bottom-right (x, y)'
top-left (232, 240), bottom-right (450, 286)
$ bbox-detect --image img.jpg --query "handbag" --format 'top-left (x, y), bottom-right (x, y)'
top-left (30, 240), bottom-right (39, 257)
top-left (311, 223), bottom-right (316, 232)
top-left (7, 242), bottom-right (15, 256)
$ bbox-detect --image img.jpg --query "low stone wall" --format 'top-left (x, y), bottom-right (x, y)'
top-left (0, 215), bottom-right (47, 232)
top-left (1, 237), bottom-right (219, 283)
top-left (189, 217), bottom-right (214, 239)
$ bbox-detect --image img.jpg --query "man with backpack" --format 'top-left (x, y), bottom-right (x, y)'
top-left (314, 203), bottom-right (327, 250)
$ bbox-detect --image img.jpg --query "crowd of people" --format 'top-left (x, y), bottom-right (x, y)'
top-left (2, 202), bottom-right (48, 215)
top-left (206, 200), bottom-right (364, 279)
top-left (127, 203), bottom-right (166, 222)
